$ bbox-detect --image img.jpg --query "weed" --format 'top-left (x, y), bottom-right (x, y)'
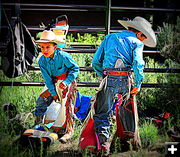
top-left (139, 121), bottom-right (159, 148)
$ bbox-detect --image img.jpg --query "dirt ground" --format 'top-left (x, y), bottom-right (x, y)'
top-left (46, 139), bottom-right (165, 157)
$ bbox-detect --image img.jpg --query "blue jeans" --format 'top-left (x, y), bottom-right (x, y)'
top-left (93, 68), bottom-right (131, 144)
top-left (34, 96), bottom-right (54, 116)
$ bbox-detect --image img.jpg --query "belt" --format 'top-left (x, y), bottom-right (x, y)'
top-left (53, 72), bottom-right (67, 83)
top-left (104, 71), bottom-right (129, 76)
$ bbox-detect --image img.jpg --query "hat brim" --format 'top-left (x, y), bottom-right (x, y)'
top-left (118, 20), bottom-right (157, 47)
top-left (35, 39), bottom-right (58, 44)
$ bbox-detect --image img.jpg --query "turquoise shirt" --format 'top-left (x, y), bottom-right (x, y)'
top-left (38, 50), bottom-right (79, 96)
top-left (92, 30), bottom-right (145, 87)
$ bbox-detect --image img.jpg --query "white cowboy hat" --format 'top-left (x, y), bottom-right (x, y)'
top-left (35, 30), bottom-right (60, 44)
top-left (118, 16), bottom-right (157, 47)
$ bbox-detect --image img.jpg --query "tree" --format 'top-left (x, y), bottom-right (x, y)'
top-left (157, 17), bottom-right (180, 64)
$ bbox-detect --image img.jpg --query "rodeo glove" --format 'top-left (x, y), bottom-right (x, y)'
top-left (53, 94), bottom-right (59, 101)
top-left (59, 82), bottom-right (67, 89)
top-left (130, 87), bottom-right (140, 96)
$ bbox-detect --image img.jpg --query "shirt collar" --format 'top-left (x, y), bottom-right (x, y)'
top-left (123, 30), bottom-right (137, 37)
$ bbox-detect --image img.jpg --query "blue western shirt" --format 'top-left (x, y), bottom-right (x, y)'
top-left (38, 49), bottom-right (79, 96)
top-left (92, 30), bottom-right (145, 87)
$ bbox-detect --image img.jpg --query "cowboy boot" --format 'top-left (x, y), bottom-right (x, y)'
top-left (98, 134), bottom-right (111, 156)
top-left (59, 124), bottom-right (74, 143)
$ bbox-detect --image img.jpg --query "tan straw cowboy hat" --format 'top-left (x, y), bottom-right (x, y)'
top-left (118, 16), bottom-right (157, 47)
top-left (35, 30), bottom-right (59, 44)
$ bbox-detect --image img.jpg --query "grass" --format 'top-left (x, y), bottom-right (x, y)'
top-left (139, 121), bottom-right (159, 148)
top-left (0, 86), bottom-right (42, 113)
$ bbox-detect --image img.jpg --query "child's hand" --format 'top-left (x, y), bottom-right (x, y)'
top-left (130, 87), bottom-right (140, 96)
top-left (59, 82), bottom-right (67, 89)
top-left (53, 94), bottom-right (59, 101)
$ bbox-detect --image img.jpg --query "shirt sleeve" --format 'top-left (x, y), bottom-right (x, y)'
top-left (39, 59), bottom-right (57, 96)
top-left (63, 55), bottom-right (79, 85)
top-left (92, 37), bottom-right (106, 76)
top-left (132, 43), bottom-right (145, 88)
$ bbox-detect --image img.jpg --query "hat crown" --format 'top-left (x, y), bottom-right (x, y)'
top-left (133, 16), bottom-right (152, 28)
top-left (40, 30), bottom-right (56, 41)
top-left (117, 16), bottom-right (156, 47)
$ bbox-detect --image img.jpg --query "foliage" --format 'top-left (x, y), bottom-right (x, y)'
top-left (139, 121), bottom-right (159, 148)
top-left (157, 17), bottom-right (180, 63)
top-left (0, 110), bottom-right (35, 157)
top-left (66, 33), bottom-right (105, 45)
top-left (137, 58), bottom-right (180, 124)
top-left (0, 86), bottom-right (42, 113)
top-left (0, 138), bottom-right (31, 157)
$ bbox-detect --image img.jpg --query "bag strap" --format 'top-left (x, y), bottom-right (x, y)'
top-left (15, 2), bottom-right (21, 18)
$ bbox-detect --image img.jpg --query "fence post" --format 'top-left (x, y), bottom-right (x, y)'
top-left (105, 0), bottom-right (111, 35)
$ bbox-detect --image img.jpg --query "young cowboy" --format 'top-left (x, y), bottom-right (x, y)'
top-left (92, 16), bottom-right (157, 154)
top-left (35, 30), bottom-right (79, 142)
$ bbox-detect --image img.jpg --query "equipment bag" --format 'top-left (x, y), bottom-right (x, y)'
top-left (0, 6), bottom-right (38, 78)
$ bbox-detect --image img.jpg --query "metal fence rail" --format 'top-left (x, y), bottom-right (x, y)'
top-left (62, 48), bottom-right (160, 54)
top-left (26, 66), bottom-right (180, 73)
top-left (1, 81), bottom-right (180, 88)
top-left (3, 3), bottom-right (180, 12)
top-left (0, 65), bottom-right (179, 88)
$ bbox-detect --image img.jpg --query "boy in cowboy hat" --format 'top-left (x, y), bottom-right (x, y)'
top-left (34, 30), bottom-right (79, 142)
top-left (92, 16), bottom-right (156, 155)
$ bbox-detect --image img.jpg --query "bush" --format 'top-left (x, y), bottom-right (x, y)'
top-left (157, 16), bottom-right (180, 64)
top-left (139, 121), bottom-right (159, 148)
top-left (137, 58), bottom-right (180, 124)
